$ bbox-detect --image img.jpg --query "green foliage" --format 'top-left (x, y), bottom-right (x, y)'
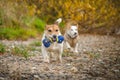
top-left (11, 45), bottom-right (30, 59)
top-left (34, 0), bottom-right (120, 34)
top-left (0, 0), bottom-right (120, 40)
top-left (32, 17), bottom-right (45, 33)
top-left (62, 49), bottom-right (75, 57)
top-left (0, 0), bottom-right (46, 40)
top-left (30, 41), bottom-right (41, 46)
top-left (86, 52), bottom-right (101, 59)
top-left (0, 27), bottom-right (37, 40)
top-left (0, 9), bottom-right (3, 25)
top-left (62, 52), bottom-right (74, 57)
top-left (27, 46), bottom-right (36, 51)
top-left (0, 43), bottom-right (6, 54)
top-left (22, 16), bottom-right (45, 33)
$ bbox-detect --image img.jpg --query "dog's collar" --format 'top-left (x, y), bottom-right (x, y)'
top-left (67, 33), bottom-right (77, 39)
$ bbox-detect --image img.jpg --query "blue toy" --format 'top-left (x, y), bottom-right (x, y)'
top-left (42, 39), bottom-right (51, 48)
top-left (57, 36), bottom-right (64, 43)
top-left (42, 35), bottom-right (64, 48)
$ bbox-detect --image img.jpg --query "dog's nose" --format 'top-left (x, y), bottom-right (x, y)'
top-left (53, 35), bottom-right (57, 38)
top-left (74, 32), bottom-right (77, 35)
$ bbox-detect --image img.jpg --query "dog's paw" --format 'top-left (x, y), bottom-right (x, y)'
top-left (43, 59), bottom-right (50, 63)
top-left (74, 50), bottom-right (79, 54)
top-left (64, 48), bottom-right (74, 53)
top-left (69, 48), bottom-right (74, 53)
top-left (58, 60), bottom-right (62, 63)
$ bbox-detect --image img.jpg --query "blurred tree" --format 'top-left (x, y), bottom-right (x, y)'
top-left (0, 0), bottom-right (120, 36)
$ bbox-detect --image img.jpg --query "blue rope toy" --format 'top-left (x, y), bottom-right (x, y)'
top-left (42, 36), bottom-right (64, 48)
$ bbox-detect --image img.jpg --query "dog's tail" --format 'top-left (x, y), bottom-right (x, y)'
top-left (55, 18), bottom-right (62, 24)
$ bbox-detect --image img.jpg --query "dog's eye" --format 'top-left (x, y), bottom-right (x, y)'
top-left (56, 29), bottom-right (58, 32)
top-left (48, 30), bottom-right (52, 32)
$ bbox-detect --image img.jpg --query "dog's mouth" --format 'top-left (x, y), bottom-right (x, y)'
top-left (48, 35), bottom-right (57, 42)
top-left (73, 35), bottom-right (78, 38)
top-left (72, 32), bottom-right (78, 37)
top-left (52, 37), bottom-right (57, 42)
top-left (70, 33), bottom-right (78, 38)
top-left (52, 35), bottom-right (57, 42)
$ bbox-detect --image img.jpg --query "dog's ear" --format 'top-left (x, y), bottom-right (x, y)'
top-left (72, 21), bottom-right (78, 29)
top-left (45, 24), bottom-right (49, 29)
top-left (54, 18), bottom-right (62, 25)
top-left (76, 24), bottom-right (79, 28)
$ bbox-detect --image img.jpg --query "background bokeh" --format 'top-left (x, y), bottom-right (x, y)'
top-left (0, 0), bottom-right (120, 40)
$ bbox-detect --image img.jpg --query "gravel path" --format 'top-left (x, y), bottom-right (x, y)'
top-left (0, 34), bottom-right (120, 80)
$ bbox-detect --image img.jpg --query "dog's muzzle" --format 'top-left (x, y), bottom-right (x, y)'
top-left (52, 35), bottom-right (57, 42)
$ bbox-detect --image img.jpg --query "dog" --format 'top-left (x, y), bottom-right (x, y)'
top-left (64, 21), bottom-right (79, 53)
top-left (41, 18), bottom-right (64, 63)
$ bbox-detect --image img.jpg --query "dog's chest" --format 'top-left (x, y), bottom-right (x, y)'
top-left (65, 35), bottom-right (78, 48)
top-left (47, 42), bottom-right (61, 52)
top-left (68, 39), bottom-right (77, 47)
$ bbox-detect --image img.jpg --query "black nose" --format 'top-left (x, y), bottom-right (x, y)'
top-left (53, 35), bottom-right (57, 38)
top-left (74, 33), bottom-right (77, 35)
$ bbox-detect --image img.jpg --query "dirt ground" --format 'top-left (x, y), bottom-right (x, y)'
top-left (0, 34), bottom-right (120, 80)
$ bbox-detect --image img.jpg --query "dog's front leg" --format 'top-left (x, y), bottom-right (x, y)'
top-left (66, 42), bottom-right (71, 49)
top-left (65, 42), bottom-right (74, 52)
top-left (74, 43), bottom-right (79, 53)
top-left (59, 43), bottom-right (63, 63)
top-left (41, 45), bottom-right (49, 63)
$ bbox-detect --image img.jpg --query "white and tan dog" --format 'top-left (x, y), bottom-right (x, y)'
top-left (41, 18), bottom-right (63, 63)
top-left (64, 21), bottom-right (79, 53)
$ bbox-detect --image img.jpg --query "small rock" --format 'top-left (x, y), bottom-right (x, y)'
top-left (71, 67), bottom-right (78, 73)
top-left (31, 67), bottom-right (37, 73)
top-left (83, 49), bottom-right (86, 52)
top-left (66, 63), bottom-right (71, 66)
top-left (0, 77), bottom-right (5, 80)
top-left (44, 66), bottom-right (50, 71)
top-left (32, 67), bottom-right (36, 70)
top-left (113, 69), bottom-right (119, 73)
top-left (34, 75), bottom-right (40, 79)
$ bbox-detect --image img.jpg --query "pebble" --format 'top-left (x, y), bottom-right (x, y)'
top-left (66, 63), bottom-right (71, 66)
top-left (71, 67), bottom-right (78, 73)
top-left (32, 67), bottom-right (37, 70)
top-left (33, 75), bottom-right (40, 79)
top-left (0, 77), bottom-right (5, 80)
